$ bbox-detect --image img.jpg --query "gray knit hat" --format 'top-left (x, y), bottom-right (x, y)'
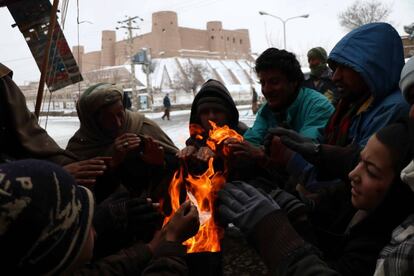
top-left (400, 57), bottom-right (414, 100)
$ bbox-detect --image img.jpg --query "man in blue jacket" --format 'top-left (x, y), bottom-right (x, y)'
top-left (267, 23), bottom-right (410, 192)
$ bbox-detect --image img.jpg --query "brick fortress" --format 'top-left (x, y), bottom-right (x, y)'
top-left (74, 11), bottom-right (252, 73)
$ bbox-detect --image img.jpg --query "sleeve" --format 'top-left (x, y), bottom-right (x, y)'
top-left (298, 95), bottom-right (334, 140)
top-left (356, 101), bottom-right (409, 147)
top-left (250, 210), bottom-right (339, 276)
top-left (243, 105), bottom-right (271, 146)
top-left (72, 243), bottom-right (153, 275)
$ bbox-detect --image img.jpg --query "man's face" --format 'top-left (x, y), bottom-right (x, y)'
top-left (199, 107), bottom-right (228, 131)
top-left (308, 57), bottom-right (322, 68)
top-left (258, 69), bottom-right (298, 112)
top-left (331, 64), bottom-right (370, 101)
top-left (96, 100), bottom-right (126, 138)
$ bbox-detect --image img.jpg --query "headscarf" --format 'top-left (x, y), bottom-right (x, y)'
top-left (0, 63), bottom-right (77, 165)
top-left (0, 159), bottom-right (94, 274)
top-left (66, 83), bottom-right (177, 158)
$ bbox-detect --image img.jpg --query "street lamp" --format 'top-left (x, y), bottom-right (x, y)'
top-left (259, 11), bottom-right (309, 49)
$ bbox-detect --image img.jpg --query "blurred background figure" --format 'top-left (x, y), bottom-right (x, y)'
top-left (303, 47), bottom-right (339, 106)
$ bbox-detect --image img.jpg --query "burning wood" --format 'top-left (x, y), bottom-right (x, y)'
top-left (163, 121), bottom-right (243, 253)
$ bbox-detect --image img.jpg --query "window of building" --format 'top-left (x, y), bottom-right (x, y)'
top-left (227, 37), bottom-right (229, 41)
top-left (240, 39), bottom-right (242, 44)
top-left (212, 28), bottom-right (215, 31)
top-left (162, 28), bottom-right (166, 32)
top-left (233, 37), bottom-right (235, 43)
top-left (170, 21), bottom-right (173, 25)
top-left (211, 35), bottom-right (214, 40)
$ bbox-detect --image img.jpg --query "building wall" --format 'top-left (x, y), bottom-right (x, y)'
top-left (74, 11), bottom-right (252, 73)
top-left (82, 51), bottom-right (101, 72)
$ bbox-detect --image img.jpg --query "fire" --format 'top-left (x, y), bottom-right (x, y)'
top-left (163, 121), bottom-right (243, 253)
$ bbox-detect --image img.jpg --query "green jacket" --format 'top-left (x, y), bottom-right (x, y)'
top-left (244, 87), bottom-right (334, 145)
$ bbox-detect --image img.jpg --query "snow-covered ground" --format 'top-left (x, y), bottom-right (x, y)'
top-left (40, 106), bottom-right (256, 149)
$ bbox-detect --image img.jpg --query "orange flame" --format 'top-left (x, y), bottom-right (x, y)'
top-left (164, 121), bottom-right (243, 253)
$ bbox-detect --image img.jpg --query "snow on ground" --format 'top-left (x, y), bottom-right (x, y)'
top-left (40, 105), bottom-right (256, 149)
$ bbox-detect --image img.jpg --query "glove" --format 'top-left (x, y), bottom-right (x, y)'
top-left (270, 188), bottom-right (307, 222)
top-left (217, 181), bottom-right (280, 235)
top-left (94, 191), bottom-right (162, 237)
top-left (267, 127), bottom-right (321, 164)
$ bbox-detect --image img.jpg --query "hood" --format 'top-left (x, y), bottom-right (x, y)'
top-left (328, 23), bottom-right (404, 102)
top-left (189, 79), bottom-right (239, 129)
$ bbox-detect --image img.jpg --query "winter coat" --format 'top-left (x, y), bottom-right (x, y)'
top-left (163, 95), bottom-right (171, 108)
top-left (66, 83), bottom-right (178, 201)
top-left (243, 87), bottom-right (334, 146)
top-left (327, 23), bottom-right (409, 147)
top-left (288, 23), bottom-right (410, 191)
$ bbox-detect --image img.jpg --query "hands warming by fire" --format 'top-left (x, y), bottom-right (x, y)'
top-left (63, 157), bottom-right (111, 187)
top-left (176, 145), bottom-right (215, 162)
top-left (148, 201), bottom-right (200, 253)
top-left (112, 133), bottom-right (165, 168)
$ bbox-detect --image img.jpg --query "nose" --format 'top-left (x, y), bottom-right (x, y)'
top-left (349, 162), bottom-right (362, 185)
top-left (332, 66), bottom-right (343, 83)
top-left (115, 116), bottom-right (123, 129)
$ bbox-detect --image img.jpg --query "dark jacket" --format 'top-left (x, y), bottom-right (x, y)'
top-left (163, 95), bottom-right (171, 108)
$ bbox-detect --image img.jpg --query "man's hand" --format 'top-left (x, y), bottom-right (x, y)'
top-left (164, 201), bottom-right (200, 243)
top-left (195, 146), bottom-right (215, 162)
top-left (225, 139), bottom-right (266, 161)
top-left (176, 145), bottom-right (197, 159)
top-left (112, 133), bottom-right (142, 168)
top-left (267, 136), bottom-right (295, 167)
top-left (63, 157), bottom-right (109, 187)
top-left (217, 181), bottom-right (280, 234)
top-left (141, 137), bottom-right (165, 166)
top-left (267, 127), bottom-right (320, 164)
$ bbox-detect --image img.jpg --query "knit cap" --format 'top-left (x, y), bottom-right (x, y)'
top-left (307, 47), bottom-right (328, 63)
top-left (0, 159), bottom-right (94, 274)
top-left (400, 57), bottom-right (414, 100)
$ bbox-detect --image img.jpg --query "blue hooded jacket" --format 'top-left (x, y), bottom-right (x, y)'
top-left (327, 22), bottom-right (409, 146)
top-left (288, 23), bottom-right (409, 191)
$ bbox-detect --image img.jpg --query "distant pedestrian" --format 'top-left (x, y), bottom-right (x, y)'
top-left (162, 93), bottom-right (171, 120)
top-left (252, 87), bottom-right (259, 114)
top-left (123, 91), bottom-right (132, 110)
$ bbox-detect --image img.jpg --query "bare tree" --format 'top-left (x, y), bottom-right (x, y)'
top-left (338, 0), bottom-right (392, 31)
top-left (173, 63), bottom-right (207, 96)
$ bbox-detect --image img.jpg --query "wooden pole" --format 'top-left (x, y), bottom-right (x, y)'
top-left (34, 0), bottom-right (59, 119)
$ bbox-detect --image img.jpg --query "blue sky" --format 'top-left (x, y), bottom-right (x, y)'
top-left (0, 0), bottom-right (412, 84)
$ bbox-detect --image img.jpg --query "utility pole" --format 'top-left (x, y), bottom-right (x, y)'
top-left (116, 15), bottom-right (143, 110)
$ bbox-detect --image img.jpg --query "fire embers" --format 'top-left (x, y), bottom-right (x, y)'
top-left (164, 121), bottom-right (243, 253)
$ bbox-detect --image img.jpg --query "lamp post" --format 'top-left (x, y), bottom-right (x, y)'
top-left (259, 11), bottom-right (309, 49)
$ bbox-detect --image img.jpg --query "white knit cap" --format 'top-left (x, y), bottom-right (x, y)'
top-left (400, 57), bottom-right (414, 100)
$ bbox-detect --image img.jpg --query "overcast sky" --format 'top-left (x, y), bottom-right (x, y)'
top-left (0, 0), bottom-right (412, 84)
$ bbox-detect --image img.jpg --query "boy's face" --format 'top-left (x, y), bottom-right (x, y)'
top-left (199, 107), bottom-right (228, 131)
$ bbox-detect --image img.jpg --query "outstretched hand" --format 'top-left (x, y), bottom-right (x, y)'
top-left (267, 127), bottom-right (320, 164)
top-left (217, 181), bottom-right (280, 234)
top-left (63, 157), bottom-right (110, 187)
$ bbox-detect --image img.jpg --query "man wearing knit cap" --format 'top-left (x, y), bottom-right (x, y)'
top-left (303, 47), bottom-right (339, 105)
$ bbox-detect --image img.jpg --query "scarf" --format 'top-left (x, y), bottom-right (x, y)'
top-left (66, 83), bottom-right (177, 159)
top-left (324, 95), bottom-right (372, 146)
